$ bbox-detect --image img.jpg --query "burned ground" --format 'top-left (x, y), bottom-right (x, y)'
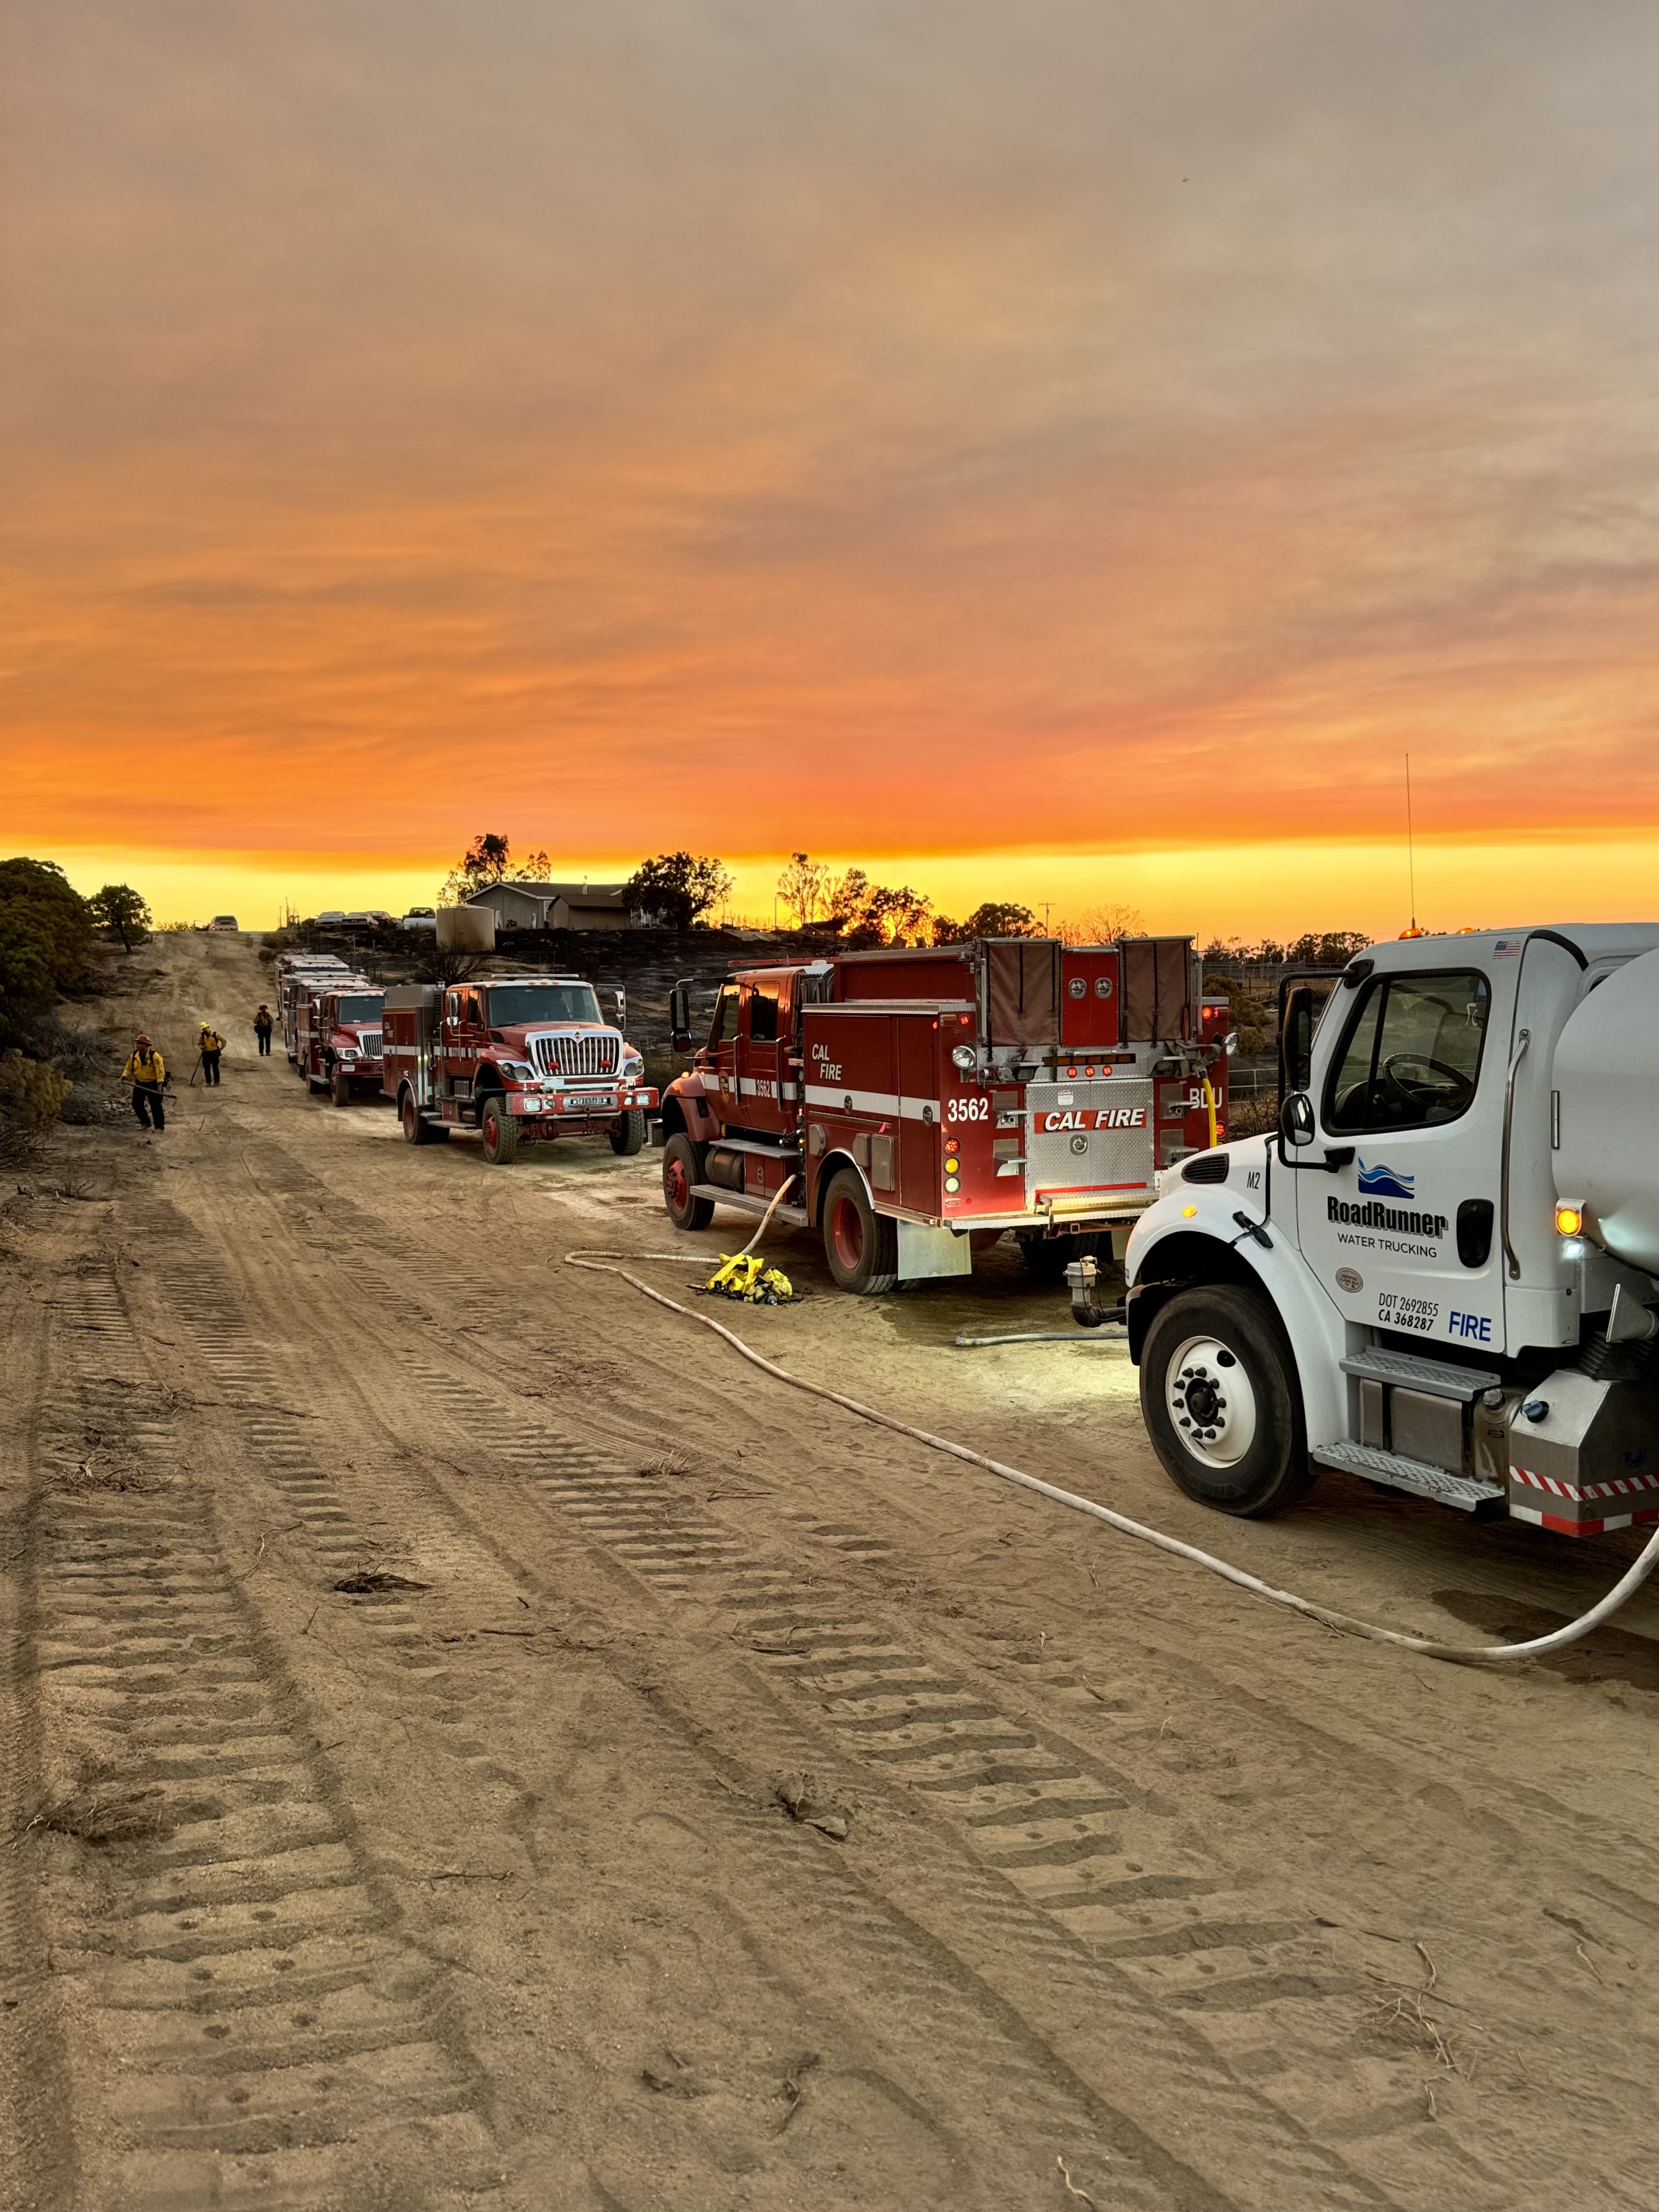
top-left (1, 931), bottom-right (1656, 2210)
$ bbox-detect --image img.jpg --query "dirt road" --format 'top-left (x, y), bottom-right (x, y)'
top-left (3, 931), bottom-right (1657, 2211)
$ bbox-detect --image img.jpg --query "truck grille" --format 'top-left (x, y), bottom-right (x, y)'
top-left (530, 1031), bottom-right (620, 1080)
top-left (359, 1032), bottom-right (383, 1060)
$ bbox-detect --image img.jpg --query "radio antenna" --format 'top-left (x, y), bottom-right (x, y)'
top-left (1404, 752), bottom-right (1418, 931)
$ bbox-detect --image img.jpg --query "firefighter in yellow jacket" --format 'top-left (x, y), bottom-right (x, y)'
top-left (122, 1035), bottom-right (166, 1133)
top-left (198, 1024), bottom-right (226, 1086)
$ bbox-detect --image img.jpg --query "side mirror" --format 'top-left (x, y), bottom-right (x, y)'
top-left (668, 981), bottom-right (693, 1054)
top-left (1280, 1091), bottom-right (1317, 1148)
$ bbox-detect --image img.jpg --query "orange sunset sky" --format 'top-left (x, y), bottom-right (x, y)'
top-left (3, 2), bottom-right (1657, 936)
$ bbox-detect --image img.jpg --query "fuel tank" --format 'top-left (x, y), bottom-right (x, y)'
top-left (1553, 947), bottom-right (1659, 1274)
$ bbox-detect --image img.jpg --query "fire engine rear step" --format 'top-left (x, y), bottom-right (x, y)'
top-left (1313, 1439), bottom-right (1507, 1515)
top-left (691, 1184), bottom-right (810, 1230)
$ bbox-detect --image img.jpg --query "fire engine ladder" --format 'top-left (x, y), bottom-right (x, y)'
top-left (1313, 1346), bottom-right (1508, 1515)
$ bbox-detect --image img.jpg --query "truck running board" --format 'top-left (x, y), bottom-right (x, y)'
top-left (1313, 1440), bottom-right (1508, 1516)
top-left (1339, 1347), bottom-right (1504, 1399)
top-left (691, 1184), bottom-right (810, 1230)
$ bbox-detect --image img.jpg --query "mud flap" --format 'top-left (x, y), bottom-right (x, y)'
top-left (897, 1220), bottom-right (973, 1282)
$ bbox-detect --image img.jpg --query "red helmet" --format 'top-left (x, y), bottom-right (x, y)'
top-left (135, 1032), bottom-right (151, 1046)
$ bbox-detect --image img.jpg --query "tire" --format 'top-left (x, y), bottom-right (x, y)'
top-left (480, 1097), bottom-right (519, 1165)
top-left (401, 1091), bottom-right (431, 1145)
top-left (662, 1133), bottom-right (714, 1231)
top-left (1140, 1283), bottom-right (1312, 1517)
top-left (822, 1167), bottom-right (899, 1296)
top-left (331, 1068), bottom-right (352, 1107)
top-left (610, 1108), bottom-right (647, 1156)
top-left (1017, 1229), bottom-right (1111, 1283)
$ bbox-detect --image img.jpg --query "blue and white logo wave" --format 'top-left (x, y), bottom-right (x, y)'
top-left (1357, 1160), bottom-right (1415, 1201)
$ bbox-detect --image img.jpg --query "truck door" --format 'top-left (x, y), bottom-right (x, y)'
top-left (707, 983), bottom-right (739, 1121)
top-left (1294, 963), bottom-right (1504, 1354)
top-left (738, 977), bottom-right (789, 1136)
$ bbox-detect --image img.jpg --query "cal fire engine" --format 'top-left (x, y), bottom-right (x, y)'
top-left (658, 935), bottom-right (1232, 1293)
top-left (295, 982), bottom-right (386, 1105)
top-left (382, 974), bottom-right (657, 1163)
top-left (1104, 924), bottom-right (1659, 1538)
top-left (273, 953), bottom-right (354, 1063)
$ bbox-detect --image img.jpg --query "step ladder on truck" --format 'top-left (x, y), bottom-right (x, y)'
top-left (1084, 925), bottom-right (1659, 1535)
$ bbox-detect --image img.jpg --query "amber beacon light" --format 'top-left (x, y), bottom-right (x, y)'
top-left (1554, 1202), bottom-right (1584, 1238)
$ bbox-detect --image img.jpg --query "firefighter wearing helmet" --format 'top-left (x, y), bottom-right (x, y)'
top-left (122, 1035), bottom-right (166, 1133)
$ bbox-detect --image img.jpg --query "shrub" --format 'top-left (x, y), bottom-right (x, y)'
top-left (0, 858), bottom-right (94, 1047)
top-left (0, 1051), bottom-right (71, 1165)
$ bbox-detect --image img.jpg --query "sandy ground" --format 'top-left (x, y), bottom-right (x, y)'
top-left (2, 930), bottom-right (1658, 2212)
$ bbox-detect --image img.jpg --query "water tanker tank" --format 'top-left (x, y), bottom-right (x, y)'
top-left (1553, 947), bottom-right (1659, 1275)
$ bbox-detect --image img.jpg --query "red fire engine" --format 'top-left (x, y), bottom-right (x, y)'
top-left (273, 953), bottom-right (355, 1064)
top-left (381, 974), bottom-right (658, 1163)
top-left (658, 935), bottom-right (1231, 1293)
top-left (294, 982), bottom-right (385, 1105)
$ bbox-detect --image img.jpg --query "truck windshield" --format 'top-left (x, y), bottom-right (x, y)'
top-left (486, 984), bottom-right (602, 1027)
top-left (335, 995), bottom-right (382, 1022)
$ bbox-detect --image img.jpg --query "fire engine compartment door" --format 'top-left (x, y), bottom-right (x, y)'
top-left (984, 940), bottom-right (1060, 1050)
top-left (1026, 1079), bottom-right (1155, 1211)
top-left (1060, 949), bottom-right (1120, 1052)
top-left (1121, 938), bottom-right (1193, 1044)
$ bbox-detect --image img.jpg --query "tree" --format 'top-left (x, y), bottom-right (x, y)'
top-left (1063, 901), bottom-right (1147, 945)
top-left (89, 883), bottom-right (151, 952)
top-left (439, 833), bottom-right (556, 904)
top-left (841, 883), bottom-right (933, 948)
top-left (0, 859), bottom-right (93, 1046)
top-left (625, 851), bottom-right (734, 933)
top-left (932, 901), bottom-right (1039, 943)
top-left (823, 868), bottom-right (871, 932)
top-left (440, 833), bottom-right (512, 906)
top-left (776, 853), bottom-right (831, 929)
top-left (1287, 930), bottom-right (1370, 969)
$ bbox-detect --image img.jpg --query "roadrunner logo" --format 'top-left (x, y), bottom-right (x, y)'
top-left (1357, 1159), bottom-right (1415, 1201)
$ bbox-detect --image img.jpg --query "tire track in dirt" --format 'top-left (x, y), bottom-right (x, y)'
top-left (152, 1130), bottom-right (1411, 2212)
top-left (20, 1261), bottom-right (500, 2211)
top-left (129, 1191), bottom-right (1229, 2212)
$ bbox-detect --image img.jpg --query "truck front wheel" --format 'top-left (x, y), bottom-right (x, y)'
top-left (662, 1134), bottom-right (713, 1230)
top-left (823, 1169), bottom-right (899, 1296)
top-left (1140, 1284), bottom-right (1312, 1517)
top-left (480, 1097), bottom-right (519, 1165)
top-left (610, 1109), bottom-right (646, 1156)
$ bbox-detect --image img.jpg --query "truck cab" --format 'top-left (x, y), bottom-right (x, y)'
top-left (298, 986), bottom-right (385, 1105)
top-left (1118, 925), bottom-right (1659, 1534)
top-left (383, 974), bottom-right (658, 1165)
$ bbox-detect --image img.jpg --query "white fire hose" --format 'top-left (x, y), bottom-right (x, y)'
top-left (565, 1182), bottom-right (1659, 1667)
